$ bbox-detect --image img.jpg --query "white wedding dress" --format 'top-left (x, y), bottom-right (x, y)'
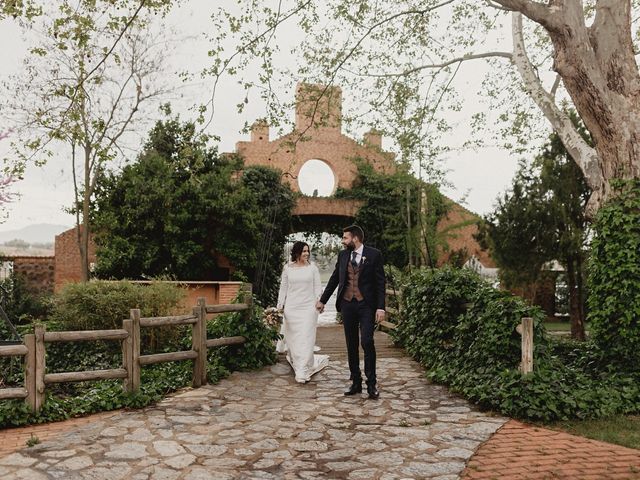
top-left (276, 262), bottom-right (329, 383)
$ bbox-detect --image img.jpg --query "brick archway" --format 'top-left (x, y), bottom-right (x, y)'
top-left (232, 83), bottom-right (396, 225)
top-left (296, 158), bottom-right (337, 196)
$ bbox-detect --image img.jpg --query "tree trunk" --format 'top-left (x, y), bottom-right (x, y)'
top-left (78, 144), bottom-right (92, 282)
top-left (576, 252), bottom-right (586, 336)
top-left (566, 257), bottom-right (586, 341)
top-left (543, 1), bottom-right (639, 211)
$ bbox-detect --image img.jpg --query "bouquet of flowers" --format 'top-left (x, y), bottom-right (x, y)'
top-left (262, 307), bottom-right (284, 329)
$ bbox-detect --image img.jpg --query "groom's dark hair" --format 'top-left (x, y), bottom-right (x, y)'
top-left (343, 225), bottom-right (364, 242)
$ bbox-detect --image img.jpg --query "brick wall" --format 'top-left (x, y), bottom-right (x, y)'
top-left (10, 256), bottom-right (55, 295)
top-left (235, 83), bottom-right (396, 195)
top-left (219, 283), bottom-right (242, 304)
top-left (436, 199), bottom-right (496, 268)
top-left (54, 226), bottom-right (96, 292)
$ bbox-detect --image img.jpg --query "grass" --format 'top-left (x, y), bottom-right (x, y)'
top-left (547, 415), bottom-right (640, 450)
top-left (543, 320), bottom-right (590, 333)
top-left (543, 320), bottom-right (572, 331)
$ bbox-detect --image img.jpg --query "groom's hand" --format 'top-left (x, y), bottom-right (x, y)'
top-left (315, 301), bottom-right (325, 313)
top-left (375, 309), bottom-right (386, 324)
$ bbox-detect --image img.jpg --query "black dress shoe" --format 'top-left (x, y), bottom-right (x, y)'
top-left (367, 384), bottom-right (379, 400)
top-left (344, 382), bottom-right (362, 396)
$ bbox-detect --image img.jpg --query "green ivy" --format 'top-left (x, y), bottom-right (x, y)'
top-left (394, 267), bottom-right (640, 421)
top-left (587, 179), bottom-right (640, 368)
top-left (336, 160), bottom-right (447, 267)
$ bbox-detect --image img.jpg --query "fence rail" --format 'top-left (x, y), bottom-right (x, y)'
top-left (0, 344), bottom-right (28, 357)
top-left (379, 288), bottom-right (402, 331)
top-left (0, 283), bottom-right (253, 413)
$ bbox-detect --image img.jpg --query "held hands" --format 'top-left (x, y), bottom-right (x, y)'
top-left (315, 301), bottom-right (325, 313)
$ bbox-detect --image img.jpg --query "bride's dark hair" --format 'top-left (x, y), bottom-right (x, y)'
top-left (290, 241), bottom-right (310, 262)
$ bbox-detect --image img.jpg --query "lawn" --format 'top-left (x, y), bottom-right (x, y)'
top-left (548, 415), bottom-right (640, 450)
top-left (543, 320), bottom-right (590, 334)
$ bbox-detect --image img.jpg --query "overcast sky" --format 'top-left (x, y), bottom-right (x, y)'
top-left (0, 1), bottom-right (528, 234)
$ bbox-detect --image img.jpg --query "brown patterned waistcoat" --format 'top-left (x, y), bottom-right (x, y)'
top-left (343, 262), bottom-right (364, 301)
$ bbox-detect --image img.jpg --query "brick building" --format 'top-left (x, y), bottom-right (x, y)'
top-left (54, 83), bottom-right (494, 291)
top-left (4, 256), bottom-right (56, 295)
top-left (53, 226), bottom-right (96, 292)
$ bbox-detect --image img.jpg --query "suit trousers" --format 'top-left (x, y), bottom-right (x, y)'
top-left (341, 298), bottom-right (376, 386)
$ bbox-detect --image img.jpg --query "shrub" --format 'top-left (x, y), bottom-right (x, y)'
top-left (51, 280), bottom-right (185, 330)
top-left (394, 266), bottom-right (640, 421)
top-left (587, 179), bottom-right (640, 369)
top-left (50, 280), bottom-right (186, 353)
top-left (208, 295), bottom-right (279, 371)
top-left (0, 273), bottom-right (51, 326)
top-left (394, 267), bottom-right (487, 369)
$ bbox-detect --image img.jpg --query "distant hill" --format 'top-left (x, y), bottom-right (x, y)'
top-left (0, 224), bottom-right (71, 245)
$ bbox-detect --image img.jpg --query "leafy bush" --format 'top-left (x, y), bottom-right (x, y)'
top-left (50, 280), bottom-right (186, 353)
top-left (0, 273), bottom-right (51, 326)
top-left (208, 295), bottom-right (279, 371)
top-left (394, 267), bottom-right (640, 421)
top-left (588, 179), bottom-right (640, 368)
top-left (395, 267), bottom-right (490, 370)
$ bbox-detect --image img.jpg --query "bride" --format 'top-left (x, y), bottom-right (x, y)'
top-left (276, 241), bottom-right (329, 383)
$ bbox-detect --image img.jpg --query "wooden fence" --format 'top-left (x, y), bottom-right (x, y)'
top-left (379, 288), bottom-right (401, 331)
top-left (0, 284), bottom-right (253, 412)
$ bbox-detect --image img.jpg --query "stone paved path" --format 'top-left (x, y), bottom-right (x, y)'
top-left (0, 353), bottom-right (507, 479)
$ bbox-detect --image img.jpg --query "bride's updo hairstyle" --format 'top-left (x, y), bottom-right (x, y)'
top-left (290, 241), bottom-right (310, 262)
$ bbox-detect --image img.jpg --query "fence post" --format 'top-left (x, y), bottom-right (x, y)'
top-left (519, 317), bottom-right (534, 374)
top-left (192, 297), bottom-right (207, 388)
top-left (24, 334), bottom-right (36, 411)
top-left (34, 324), bottom-right (46, 412)
top-left (130, 309), bottom-right (141, 392)
top-left (122, 319), bottom-right (134, 393)
top-left (241, 283), bottom-right (253, 321)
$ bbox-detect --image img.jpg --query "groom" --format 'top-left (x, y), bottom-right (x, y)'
top-left (316, 225), bottom-right (386, 399)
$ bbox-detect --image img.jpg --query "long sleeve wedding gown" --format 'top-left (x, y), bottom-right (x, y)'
top-left (276, 262), bottom-right (329, 383)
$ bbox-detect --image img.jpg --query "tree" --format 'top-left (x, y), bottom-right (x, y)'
top-left (536, 125), bottom-right (591, 340)
top-left (478, 126), bottom-right (591, 339)
top-left (587, 179), bottom-right (640, 365)
top-left (476, 162), bottom-right (551, 298)
top-left (0, 0), bottom-right (41, 21)
top-left (203, 1), bottom-right (639, 217)
top-left (336, 161), bottom-right (448, 268)
top-left (1, 1), bottom-right (172, 281)
top-left (0, 132), bottom-right (18, 210)
top-left (93, 117), bottom-right (295, 305)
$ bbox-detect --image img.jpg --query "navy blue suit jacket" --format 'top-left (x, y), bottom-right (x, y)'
top-left (320, 245), bottom-right (386, 313)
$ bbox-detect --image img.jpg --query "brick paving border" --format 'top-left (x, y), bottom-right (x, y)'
top-left (0, 411), bottom-right (119, 457)
top-left (462, 419), bottom-right (640, 480)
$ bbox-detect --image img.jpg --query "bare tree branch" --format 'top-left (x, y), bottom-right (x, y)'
top-left (203, 0), bottom-right (313, 131)
top-left (490, 0), bottom-right (557, 29)
top-left (344, 51), bottom-right (513, 78)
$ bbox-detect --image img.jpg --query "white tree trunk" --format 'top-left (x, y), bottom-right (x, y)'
top-left (496, 0), bottom-right (640, 213)
top-left (511, 12), bottom-right (603, 215)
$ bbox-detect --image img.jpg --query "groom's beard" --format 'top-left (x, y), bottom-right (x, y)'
top-left (344, 241), bottom-right (355, 250)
